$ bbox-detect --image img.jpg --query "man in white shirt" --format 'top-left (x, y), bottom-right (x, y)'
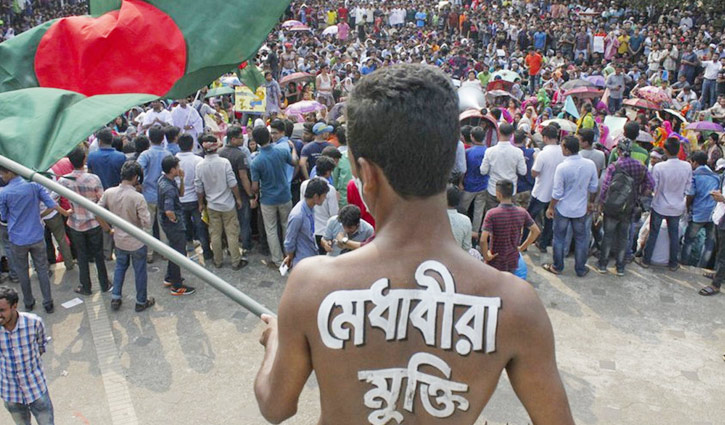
top-left (526, 125), bottom-right (565, 252)
top-left (140, 100), bottom-right (172, 133)
top-left (171, 98), bottom-right (204, 153)
top-left (480, 123), bottom-right (527, 215)
top-left (299, 158), bottom-right (338, 255)
top-left (176, 134), bottom-right (211, 259)
top-left (700, 56), bottom-right (724, 108)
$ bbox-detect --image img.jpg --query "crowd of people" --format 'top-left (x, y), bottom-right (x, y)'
top-left (2, 0), bottom-right (725, 423)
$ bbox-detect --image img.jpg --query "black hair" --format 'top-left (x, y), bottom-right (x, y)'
top-left (347, 64), bottom-right (458, 198)
top-left (253, 126), bottom-right (271, 146)
top-left (513, 130), bottom-right (527, 145)
top-left (562, 135), bottom-right (580, 154)
top-left (471, 126), bottom-right (485, 143)
top-left (96, 127), bottom-right (114, 145)
top-left (304, 177), bottom-right (330, 198)
top-left (321, 146), bottom-right (342, 160)
top-left (284, 120), bottom-right (295, 138)
top-left (315, 156), bottom-right (336, 176)
top-left (134, 135), bottom-right (150, 154)
top-left (496, 179), bottom-right (514, 198)
top-left (161, 155), bottom-right (180, 174)
top-left (165, 126), bottom-right (181, 143)
top-left (270, 119), bottom-right (286, 133)
top-left (461, 125), bottom-right (473, 144)
top-left (338, 204), bottom-right (362, 227)
top-left (541, 124), bottom-right (559, 141)
top-left (120, 160), bottom-right (143, 182)
top-left (664, 136), bottom-right (680, 156)
top-left (499, 123), bottom-right (514, 138)
top-left (624, 121), bottom-right (640, 141)
top-left (446, 185), bottom-right (461, 207)
top-left (690, 150), bottom-right (708, 166)
top-left (178, 134), bottom-right (194, 152)
top-left (111, 136), bottom-right (124, 152)
top-left (0, 286), bottom-right (19, 307)
top-left (336, 125), bottom-right (347, 146)
top-left (68, 146), bottom-right (86, 169)
top-left (578, 128), bottom-right (595, 146)
top-left (226, 125), bottom-right (244, 141)
top-left (149, 127), bottom-right (165, 145)
top-left (490, 109), bottom-right (502, 120)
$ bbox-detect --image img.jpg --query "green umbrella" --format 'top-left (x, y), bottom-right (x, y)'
top-left (205, 86), bottom-right (235, 98)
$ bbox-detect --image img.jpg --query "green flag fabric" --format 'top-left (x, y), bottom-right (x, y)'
top-left (0, 0), bottom-right (288, 171)
top-left (89, 0), bottom-right (122, 16)
top-left (237, 63), bottom-right (266, 93)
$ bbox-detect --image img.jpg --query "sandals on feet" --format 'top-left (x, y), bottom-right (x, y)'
top-left (698, 286), bottom-right (720, 296)
top-left (542, 263), bottom-right (560, 275)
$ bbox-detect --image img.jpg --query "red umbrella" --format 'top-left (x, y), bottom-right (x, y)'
top-left (563, 87), bottom-right (603, 98)
top-left (623, 98), bottom-right (661, 111)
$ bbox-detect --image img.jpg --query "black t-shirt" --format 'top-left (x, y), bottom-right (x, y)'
top-left (218, 146), bottom-right (249, 192)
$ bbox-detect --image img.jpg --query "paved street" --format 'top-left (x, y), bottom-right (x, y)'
top-left (1, 249), bottom-right (724, 425)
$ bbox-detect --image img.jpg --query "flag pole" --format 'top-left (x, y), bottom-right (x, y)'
top-left (0, 155), bottom-right (275, 318)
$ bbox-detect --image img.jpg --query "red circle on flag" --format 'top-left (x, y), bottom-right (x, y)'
top-left (35, 0), bottom-right (187, 97)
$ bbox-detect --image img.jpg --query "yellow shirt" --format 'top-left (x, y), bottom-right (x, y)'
top-left (327, 11), bottom-right (337, 26)
top-left (617, 35), bottom-right (629, 55)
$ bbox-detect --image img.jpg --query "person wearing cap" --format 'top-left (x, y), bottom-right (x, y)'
top-left (299, 122), bottom-right (333, 180)
top-left (595, 137), bottom-right (654, 276)
top-left (680, 151), bottom-right (720, 268)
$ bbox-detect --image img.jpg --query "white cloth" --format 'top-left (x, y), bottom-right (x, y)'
top-left (479, 141), bottom-right (527, 196)
top-left (531, 144), bottom-right (565, 203)
top-left (176, 152), bottom-right (203, 203)
top-left (194, 154), bottom-right (237, 212)
top-left (300, 179), bottom-right (339, 236)
top-left (702, 60), bottom-right (723, 80)
top-left (171, 105), bottom-right (204, 143)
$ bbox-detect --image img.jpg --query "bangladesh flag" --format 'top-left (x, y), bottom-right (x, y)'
top-left (0, 0), bottom-right (288, 171)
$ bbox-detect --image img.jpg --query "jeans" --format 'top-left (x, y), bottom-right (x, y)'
top-left (458, 190), bottom-right (487, 235)
top-left (145, 202), bottom-right (165, 260)
top-left (180, 202), bottom-right (211, 258)
top-left (598, 215), bottom-right (631, 271)
top-left (1, 223), bottom-right (19, 279)
top-left (680, 221), bottom-right (716, 268)
top-left (643, 210), bottom-right (680, 268)
top-left (68, 227), bottom-right (109, 292)
top-left (528, 73), bottom-right (540, 94)
top-left (526, 197), bottom-right (553, 248)
top-left (260, 202), bottom-right (293, 264)
top-left (564, 213), bottom-right (593, 257)
top-left (553, 211), bottom-right (589, 276)
top-left (112, 246), bottom-right (148, 305)
top-left (236, 199), bottom-right (252, 250)
top-left (700, 78), bottom-right (717, 108)
top-left (10, 241), bottom-right (53, 309)
top-left (608, 97), bottom-right (622, 114)
top-left (161, 222), bottom-right (186, 288)
top-left (42, 214), bottom-right (73, 269)
top-left (711, 228), bottom-right (725, 289)
top-left (208, 208), bottom-right (242, 267)
top-left (4, 391), bottom-right (54, 425)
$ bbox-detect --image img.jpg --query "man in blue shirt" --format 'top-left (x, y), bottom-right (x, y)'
top-left (136, 127), bottom-right (172, 262)
top-left (681, 151), bottom-right (720, 267)
top-left (87, 127), bottom-right (127, 260)
top-left (459, 126), bottom-right (488, 239)
top-left (251, 126), bottom-right (298, 268)
top-left (543, 136), bottom-right (598, 277)
top-left (0, 166), bottom-right (69, 313)
top-left (513, 130), bottom-right (535, 209)
top-left (533, 28), bottom-right (547, 51)
top-left (283, 178), bottom-right (329, 269)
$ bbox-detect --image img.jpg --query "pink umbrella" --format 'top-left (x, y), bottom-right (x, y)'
top-left (282, 20), bottom-right (303, 28)
top-left (585, 75), bottom-right (606, 87)
top-left (280, 72), bottom-right (314, 86)
top-left (563, 87), bottom-right (603, 98)
top-left (285, 100), bottom-right (326, 116)
top-left (623, 98), bottom-right (661, 111)
top-left (635, 86), bottom-right (671, 105)
top-left (685, 121), bottom-right (725, 132)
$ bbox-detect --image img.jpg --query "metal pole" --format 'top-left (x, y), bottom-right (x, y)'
top-left (0, 155), bottom-right (275, 318)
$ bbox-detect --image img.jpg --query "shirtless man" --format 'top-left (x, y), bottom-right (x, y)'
top-left (255, 64), bottom-right (575, 425)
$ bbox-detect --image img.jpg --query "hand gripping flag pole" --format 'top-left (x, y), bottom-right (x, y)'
top-left (0, 154), bottom-right (275, 318)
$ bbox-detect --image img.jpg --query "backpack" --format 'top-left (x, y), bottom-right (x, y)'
top-left (603, 163), bottom-right (639, 219)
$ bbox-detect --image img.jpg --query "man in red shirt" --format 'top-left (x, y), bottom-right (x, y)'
top-left (481, 179), bottom-right (540, 273)
top-left (337, 4), bottom-right (348, 22)
top-left (525, 48), bottom-right (543, 95)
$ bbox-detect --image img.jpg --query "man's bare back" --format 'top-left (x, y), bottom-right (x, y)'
top-left (254, 63), bottom-right (573, 425)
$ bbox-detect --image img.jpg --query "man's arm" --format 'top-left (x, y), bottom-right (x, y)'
top-left (255, 266), bottom-right (313, 423)
top-left (479, 229), bottom-right (497, 263)
top-left (299, 156), bottom-right (309, 179)
top-left (519, 222), bottom-right (540, 252)
top-left (282, 214), bottom-right (302, 267)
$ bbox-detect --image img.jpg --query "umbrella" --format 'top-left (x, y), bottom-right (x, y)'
top-left (541, 119), bottom-right (577, 133)
top-left (205, 87), bottom-right (235, 98)
top-left (623, 98), bottom-right (661, 111)
top-left (663, 108), bottom-right (688, 123)
top-left (561, 79), bottom-right (595, 90)
top-left (491, 70), bottom-right (520, 83)
top-left (282, 20), bottom-right (303, 29)
top-left (686, 121), bottom-right (725, 132)
top-left (486, 89), bottom-right (515, 99)
top-left (219, 75), bottom-right (242, 86)
top-left (585, 75), bottom-right (606, 87)
top-left (636, 130), bottom-right (654, 143)
top-left (563, 87), bottom-right (603, 98)
top-left (635, 86), bottom-right (671, 105)
top-left (280, 72), bottom-right (314, 86)
top-left (288, 25), bottom-right (311, 32)
top-left (285, 100), bottom-right (326, 116)
top-left (486, 80), bottom-right (514, 92)
top-left (322, 25), bottom-right (338, 36)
